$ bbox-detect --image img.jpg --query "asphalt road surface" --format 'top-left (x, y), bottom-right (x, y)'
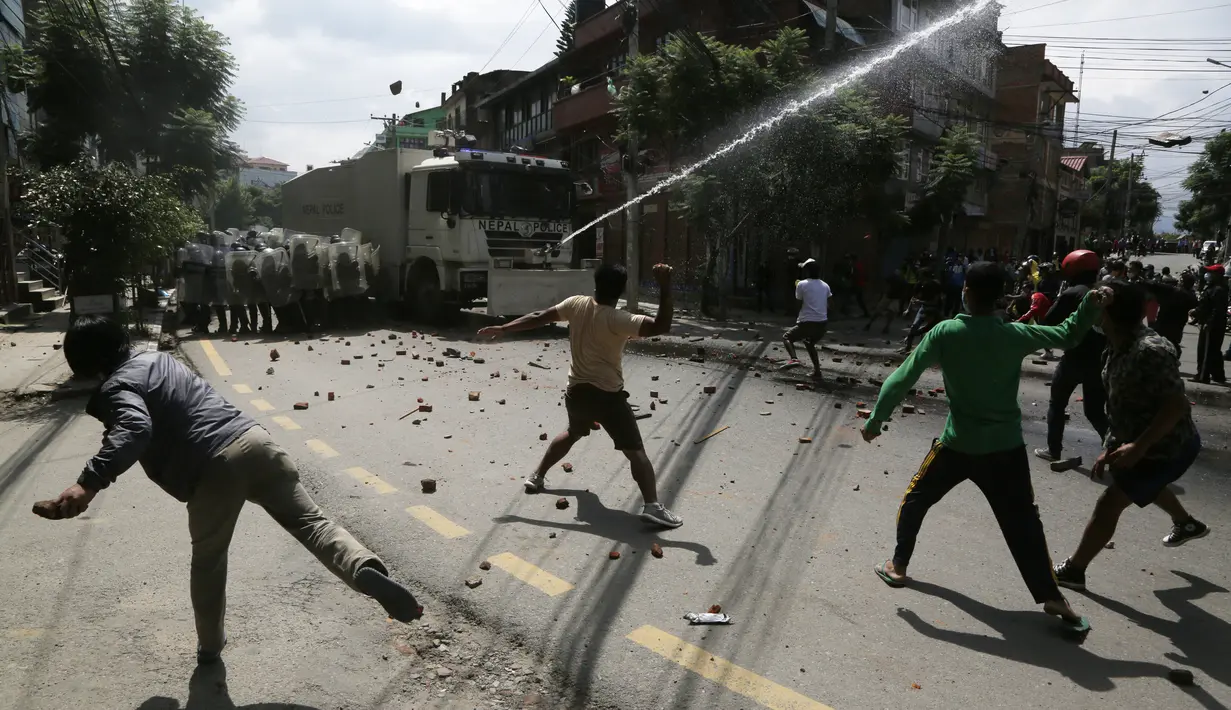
top-left (148, 305), bottom-right (1231, 710)
top-left (3, 248), bottom-right (1226, 709)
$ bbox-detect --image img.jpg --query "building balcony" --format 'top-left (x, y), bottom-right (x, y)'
top-left (553, 81), bottom-right (613, 134)
top-left (911, 111), bottom-right (944, 140)
top-left (976, 144), bottom-right (998, 171)
top-left (502, 111), bottom-right (554, 150)
top-left (574, 2), bottom-right (624, 52)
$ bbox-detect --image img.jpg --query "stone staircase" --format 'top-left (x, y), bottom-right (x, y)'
top-left (15, 269), bottom-right (66, 314)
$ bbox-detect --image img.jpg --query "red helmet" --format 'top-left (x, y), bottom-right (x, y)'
top-left (1061, 249), bottom-right (1100, 278)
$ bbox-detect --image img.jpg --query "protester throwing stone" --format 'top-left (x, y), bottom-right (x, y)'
top-left (1053, 279), bottom-right (1208, 592)
top-left (863, 262), bottom-right (1112, 635)
top-left (478, 263), bottom-right (683, 528)
top-left (34, 316), bottom-right (422, 664)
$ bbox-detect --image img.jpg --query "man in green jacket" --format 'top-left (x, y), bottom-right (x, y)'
top-left (862, 261), bottom-right (1111, 632)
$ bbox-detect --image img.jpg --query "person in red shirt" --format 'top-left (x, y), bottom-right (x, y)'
top-left (1016, 284), bottom-right (1053, 325)
top-left (850, 254), bottom-right (870, 318)
top-left (1017, 282), bottom-right (1055, 358)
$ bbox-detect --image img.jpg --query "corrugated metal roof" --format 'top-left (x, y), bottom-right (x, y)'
top-left (1060, 155), bottom-right (1088, 172)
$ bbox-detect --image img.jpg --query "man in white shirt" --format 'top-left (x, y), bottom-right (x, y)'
top-left (783, 259), bottom-right (832, 380)
top-left (478, 263), bottom-right (683, 528)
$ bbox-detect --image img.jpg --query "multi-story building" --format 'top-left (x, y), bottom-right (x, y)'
top-left (842, 0), bottom-right (1003, 261)
top-left (553, 0), bottom-right (821, 276)
top-left (441, 69), bottom-right (529, 142)
top-left (1055, 154), bottom-right (1092, 252)
top-left (1, 0), bottom-right (32, 305)
top-left (238, 156), bottom-right (297, 189)
top-left (977, 43), bottom-right (1077, 259)
top-left (474, 59), bottom-right (561, 157)
top-left (2, 0), bottom-right (29, 158)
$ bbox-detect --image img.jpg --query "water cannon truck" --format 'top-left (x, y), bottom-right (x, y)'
top-left (281, 131), bottom-right (596, 320)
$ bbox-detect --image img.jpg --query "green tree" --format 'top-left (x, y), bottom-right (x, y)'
top-left (1176, 131), bottom-right (1231, 239)
top-left (249, 184), bottom-right (283, 227)
top-left (555, 0), bottom-right (578, 57)
top-left (19, 160), bottom-right (202, 302)
top-left (908, 126), bottom-right (980, 253)
top-left (1082, 157), bottom-right (1162, 238)
top-left (211, 176), bottom-right (253, 229)
top-left (3, 0), bottom-right (242, 198)
top-left (615, 28), bottom-right (904, 315)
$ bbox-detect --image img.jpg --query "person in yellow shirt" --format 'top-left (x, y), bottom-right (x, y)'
top-left (479, 263), bottom-right (683, 528)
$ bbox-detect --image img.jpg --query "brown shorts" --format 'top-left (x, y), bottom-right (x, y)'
top-left (785, 320), bottom-right (828, 344)
top-left (565, 383), bottom-right (643, 451)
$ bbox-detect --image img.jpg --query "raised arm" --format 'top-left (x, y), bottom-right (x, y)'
top-left (639, 264), bottom-right (674, 337)
top-left (1012, 288), bottom-right (1108, 353)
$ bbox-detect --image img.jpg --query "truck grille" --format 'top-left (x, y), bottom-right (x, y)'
top-left (483, 231), bottom-right (564, 258)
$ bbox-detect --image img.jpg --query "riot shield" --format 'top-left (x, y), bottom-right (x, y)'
top-left (206, 247), bottom-right (229, 306)
top-left (256, 249), bottom-right (300, 307)
top-left (360, 242), bottom-right (381, 285)
top-left (180, 243), bottom-right (213, 304)
top-left (175, 246), bottom-right (189, 302)
top-left (225, 251), bottom-right (257, 306)
top-left (290, 235), bottom-right (324, 290)
top-left (327, 242), bottom-right (367, 298)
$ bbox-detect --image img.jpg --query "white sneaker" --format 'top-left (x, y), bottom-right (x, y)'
top-left (523, 475), bottom-right (546, 493)
top-left (1033, 448), bottom-right (1058, 462)
top-left (640, 503), bottom-right (683, 528)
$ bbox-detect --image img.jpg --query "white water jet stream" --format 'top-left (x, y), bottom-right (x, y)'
top-left (560, 0), bottom-right (995, 246)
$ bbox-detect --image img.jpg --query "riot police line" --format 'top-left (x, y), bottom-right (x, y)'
top-left (174, 228), bottom-right (379, 335)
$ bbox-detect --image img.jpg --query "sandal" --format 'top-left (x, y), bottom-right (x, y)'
top-left (875, 559), bottom-right (907, 588)
top-left (1044, 600), bottom-right (1091, 636)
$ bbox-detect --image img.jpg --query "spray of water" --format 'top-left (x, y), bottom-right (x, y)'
top-left (561, 0), bottom-right (995, 246)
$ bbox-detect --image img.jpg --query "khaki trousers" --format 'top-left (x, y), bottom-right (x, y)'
top-left (187, 426), bottom-right (379, 650)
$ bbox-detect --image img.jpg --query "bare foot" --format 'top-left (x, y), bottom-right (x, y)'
top-left (1043, 598), bottom-right (1082, 625)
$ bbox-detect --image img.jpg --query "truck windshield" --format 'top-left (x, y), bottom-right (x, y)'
top-left (461, 170), bottom-right (572, 219)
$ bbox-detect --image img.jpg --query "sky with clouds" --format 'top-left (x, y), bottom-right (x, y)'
top-left (199, 0), bottom-right (1231, 232)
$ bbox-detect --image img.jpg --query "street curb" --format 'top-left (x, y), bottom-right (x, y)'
top-left (627, 334), bottom-right (1231, 410)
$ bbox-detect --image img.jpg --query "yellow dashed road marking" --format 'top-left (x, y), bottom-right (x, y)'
top-left (485, 553), bottom-right (573, 597)
top-left (198, 340), bottom-right (231, 377)
top-left (344, 467), bottom-right (397, 495)
top-left (6, 628), bottom-right (45, 640)
top-left (251, 399), bottom-right (275, 412)
top-left (627, 625), bottom-right (833, 710)
top-left (271, 415), bottom-right (301, 431)
top-left (405, 505), bottom-right (471, 538)
top-left (233, 384), bottom-right (252, 394)
top-left (305, 439), bottom-right (339, 459)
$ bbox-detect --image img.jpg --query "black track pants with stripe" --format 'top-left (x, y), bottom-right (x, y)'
top-left (893, 441), bottom-right (1064, 604)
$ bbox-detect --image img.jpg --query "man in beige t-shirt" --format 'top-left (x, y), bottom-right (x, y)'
top-left (478, 263), bottom-right (683, 528)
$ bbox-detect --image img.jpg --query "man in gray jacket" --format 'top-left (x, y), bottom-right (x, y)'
top-left (40, 316), bottom-right (421, 663)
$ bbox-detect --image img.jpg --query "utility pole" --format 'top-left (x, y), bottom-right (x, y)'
top-left (1120, 152), bottom-right (1137, 241)
top-left (622, 0), bottom-right (641, 312)
top-left (1072, 51), bottom-right (1085, 147)
top-left (1, 124), bottom-right (14, 305)
top-left (1104, 129), bottom-right (1117, 240)
top-left (825, 0), bottom-right (838, 51)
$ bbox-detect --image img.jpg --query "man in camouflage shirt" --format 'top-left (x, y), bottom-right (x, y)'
top-left (1054, 280), bottom-right (1208, 592)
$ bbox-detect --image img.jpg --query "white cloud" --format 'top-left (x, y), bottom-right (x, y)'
top-left (194, 0), bottom-right (567, 172)
top-left (195, 0), bottom-right (1225, 231)
top-left (999, 0), bottom-right (1231, 230)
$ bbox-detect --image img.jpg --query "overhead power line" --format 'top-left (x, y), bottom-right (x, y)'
top-left (1007, 3), bottom-right (1231, 30)
top-left (480, 0), bottom-right (538, 73)
top-left (1003, 0), bottom-right (1076, 15)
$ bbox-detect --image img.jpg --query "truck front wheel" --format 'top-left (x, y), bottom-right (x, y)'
top-left (406, 262), bottom-right (444, 323)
